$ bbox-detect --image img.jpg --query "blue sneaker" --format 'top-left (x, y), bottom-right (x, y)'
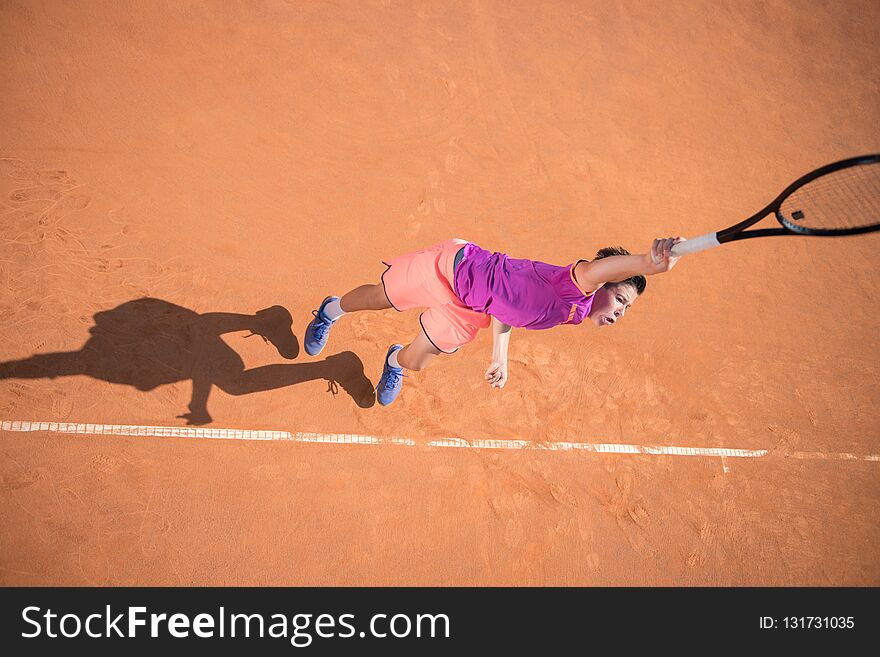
top-left (376, 344), bottom-right (405, 406)
top-left (304, 296), bottom-right (339, 356)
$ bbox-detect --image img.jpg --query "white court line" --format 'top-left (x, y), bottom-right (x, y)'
top-left (1, 420), bottom-right (878, 463)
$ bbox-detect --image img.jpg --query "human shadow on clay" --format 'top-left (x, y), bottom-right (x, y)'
top-left (0, 297), bottom-right (376, 424)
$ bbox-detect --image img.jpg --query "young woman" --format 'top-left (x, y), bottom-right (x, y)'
top-left (304, 236), bottom-right (683, 405)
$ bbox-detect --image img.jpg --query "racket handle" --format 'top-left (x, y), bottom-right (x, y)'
top-left (670, 232), bottom-right (720, 256)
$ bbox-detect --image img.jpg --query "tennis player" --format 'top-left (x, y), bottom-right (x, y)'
top-left (304, 236), bottom-right (684, 406)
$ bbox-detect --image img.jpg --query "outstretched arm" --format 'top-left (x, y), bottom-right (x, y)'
top-left (485, 316), bottom-right (512, 389)
top-left (574, 237), bottom-right (684, 293)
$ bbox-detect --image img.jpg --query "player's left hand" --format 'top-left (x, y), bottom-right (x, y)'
top-left (485, 360), bottom-right (508, 389)
top-left (646, 236), bottom-right (685, 273)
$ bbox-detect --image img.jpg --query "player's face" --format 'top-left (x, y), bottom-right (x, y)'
top-left (588, 283), bottom-right (637, 327)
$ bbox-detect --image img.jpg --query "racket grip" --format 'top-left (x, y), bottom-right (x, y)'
top-left (670, 232), bottom-right (720, 256)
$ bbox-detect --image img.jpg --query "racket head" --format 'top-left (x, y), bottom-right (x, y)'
top-left (774, 154), bottom-right (880, 236)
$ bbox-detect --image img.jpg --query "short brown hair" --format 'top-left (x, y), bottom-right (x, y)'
top-left (594, 246), bottom-right (646, 295)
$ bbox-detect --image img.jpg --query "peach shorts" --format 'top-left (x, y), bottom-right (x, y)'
top-left (381, 238), bottom-right (491, 354)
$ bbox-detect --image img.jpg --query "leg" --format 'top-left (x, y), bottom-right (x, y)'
top-left (213, 353), bottom-right (375, 408)
top-left (339, 283), bottom-right (392, 313)
top-left (201, 307), bottom-right (297, 359)
top-left (376, 329), bottom-right (442, 406)
top-left (306, 282), bottom-right (392, 357)
top-left (397, 329), bottom-right (442, 371)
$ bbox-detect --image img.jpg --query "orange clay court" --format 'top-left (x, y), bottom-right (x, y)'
top-left (1, 0), bottom-right (878, 586)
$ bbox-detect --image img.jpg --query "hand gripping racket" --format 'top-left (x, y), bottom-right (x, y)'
top-left (671, 154), bottom-right (880, 257)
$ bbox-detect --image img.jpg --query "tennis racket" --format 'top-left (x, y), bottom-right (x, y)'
top-left (670, 154), bottom-right (880, 257)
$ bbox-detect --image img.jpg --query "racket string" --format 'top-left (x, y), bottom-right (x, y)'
top-left (779, 161), bottom-right (880, 232)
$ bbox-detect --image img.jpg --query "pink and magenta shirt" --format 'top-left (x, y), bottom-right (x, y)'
top-left (453, 242), bottom-right (594, 330)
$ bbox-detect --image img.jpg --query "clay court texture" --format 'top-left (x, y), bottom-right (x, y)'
top-left (1, 0), bottom-right (878, 586)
